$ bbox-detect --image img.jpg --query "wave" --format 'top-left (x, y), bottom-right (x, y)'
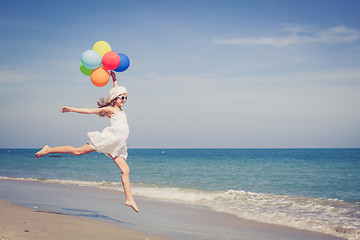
top-left (1, 176), bottom-right (359, 240)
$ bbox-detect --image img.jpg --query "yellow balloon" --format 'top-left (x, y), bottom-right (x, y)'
top-left (93, 41), bottom-right (112, 58)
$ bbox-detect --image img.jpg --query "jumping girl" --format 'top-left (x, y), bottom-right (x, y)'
top-left (35, 71), bottom-right (139, 213)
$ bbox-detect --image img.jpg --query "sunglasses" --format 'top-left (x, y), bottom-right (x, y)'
top-left (118, 96), bottom-right (128, 101)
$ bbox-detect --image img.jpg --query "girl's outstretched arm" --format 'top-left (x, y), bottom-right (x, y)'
top-left (110, 71), bottom-right (119, 87)
top-left (60, 106), bottom-right (113, 115)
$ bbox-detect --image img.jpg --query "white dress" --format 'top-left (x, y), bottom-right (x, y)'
top-left (87, 110), bottom-right (129, 159)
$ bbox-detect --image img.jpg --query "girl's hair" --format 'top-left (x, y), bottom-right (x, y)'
top-left (96, 97), bottom-right (118, 117)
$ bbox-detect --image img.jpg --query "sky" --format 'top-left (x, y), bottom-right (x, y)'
top-left (1, 0), bottom-right (360, 148)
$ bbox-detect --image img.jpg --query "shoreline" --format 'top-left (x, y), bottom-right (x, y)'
top-left (0, 179), bottom-right (346, 240)
top-left (0, 199), bottom-right (169, 240)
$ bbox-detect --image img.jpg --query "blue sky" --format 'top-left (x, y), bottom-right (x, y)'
top-left (1, 0), bottom-right (360, 148)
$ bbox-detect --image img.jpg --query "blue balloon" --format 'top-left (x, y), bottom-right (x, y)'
top-left (81, 50), bottom-right (101, 69)
top-left (114, 53), bottom-right (130, 72)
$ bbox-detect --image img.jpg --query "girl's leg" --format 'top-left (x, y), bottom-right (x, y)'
top-left (35, 144), bottom-right (95, 158)
top-left (111, 156), bottom-right (139, 213)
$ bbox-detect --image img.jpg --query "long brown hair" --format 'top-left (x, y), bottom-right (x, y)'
top-left (96, 97), bottom-right (118, 117)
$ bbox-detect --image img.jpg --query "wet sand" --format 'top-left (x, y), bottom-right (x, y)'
top-left (0, 199), bottom-right (169, 240)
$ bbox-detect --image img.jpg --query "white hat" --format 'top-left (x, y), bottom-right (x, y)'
top-left (109, 86), bottom-right (127, 101)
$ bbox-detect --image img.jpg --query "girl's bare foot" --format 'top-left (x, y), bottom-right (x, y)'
top-left (35, 145), bottom-right (50, 158)
top-left (125, 200), bottom-right (139, 213)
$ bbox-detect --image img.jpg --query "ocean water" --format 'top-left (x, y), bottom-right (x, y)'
top-left (0, 148), bottom-right (359, 239)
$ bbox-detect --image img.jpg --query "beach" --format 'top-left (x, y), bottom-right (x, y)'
top-left (0, 199), bottom-right (168, 240)
top-left (1, 148), bottom-right (359, 239)
top-left (0, 179), bottom-right (346, 240)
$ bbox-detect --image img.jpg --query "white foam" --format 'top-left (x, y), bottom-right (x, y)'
top-left (204, 190), bottom-right (360, 240)
top-left (1, 176), bottom-right (359, 239)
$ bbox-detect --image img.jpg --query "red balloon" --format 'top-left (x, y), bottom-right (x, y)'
top-left (102, 51), bottom-right (120, 70)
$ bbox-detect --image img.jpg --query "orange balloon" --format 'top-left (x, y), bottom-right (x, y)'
top-left (90, 67), bottom-right (110, 87)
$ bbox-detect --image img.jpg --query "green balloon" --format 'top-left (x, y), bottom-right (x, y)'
top-left (80, 62), bottom-right (94, 76)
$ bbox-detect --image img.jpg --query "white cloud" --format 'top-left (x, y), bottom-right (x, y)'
top-left (214, 34), bottom-right (305, 47)
top-left (0, 70), bottom-right (34, 83)
top-left (317, 26), bottom-right (360, 43)
top-left (214, 25), bottom-right (360, 47)
top-left (281, 25), bottom-right (310, 33)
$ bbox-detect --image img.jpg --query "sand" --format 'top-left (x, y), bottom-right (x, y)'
top-left (0, 200), bottom-right (169, 240)
top-left (0, 179), bottom-right (346, 240)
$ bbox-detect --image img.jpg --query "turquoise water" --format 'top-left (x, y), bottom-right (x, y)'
top-left (1, 148), bottom-right (360, 239)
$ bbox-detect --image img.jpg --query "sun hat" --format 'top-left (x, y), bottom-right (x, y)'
top-left (109, 86), bottom-right (127, 101)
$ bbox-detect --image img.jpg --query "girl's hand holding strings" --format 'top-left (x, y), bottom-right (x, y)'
top-left (110, 71), bottom-right (116, 81)
top-left (110, 71), bottom-right (119, 87)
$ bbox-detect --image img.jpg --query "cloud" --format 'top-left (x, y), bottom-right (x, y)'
top-left (317, 26), bottom-right (360, 43)
top-left (0, 70), bottom-right (34, 83)
top-left (281, 25), bottom-right (310, 33)
top-left (214, 25), bottom-right (360, 47)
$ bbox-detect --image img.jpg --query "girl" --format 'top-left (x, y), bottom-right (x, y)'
top-left (35, 71), bottom-right (139, 213)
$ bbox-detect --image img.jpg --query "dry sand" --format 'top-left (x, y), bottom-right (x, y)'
top-left (0, 200), bottom-right (169, 240)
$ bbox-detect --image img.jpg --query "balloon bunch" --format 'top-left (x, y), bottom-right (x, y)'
top-left (80, 40), bottom-right (130, 87)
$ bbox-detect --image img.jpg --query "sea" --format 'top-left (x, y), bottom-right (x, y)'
top-left (0, 148), bottom-right (359, 239)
